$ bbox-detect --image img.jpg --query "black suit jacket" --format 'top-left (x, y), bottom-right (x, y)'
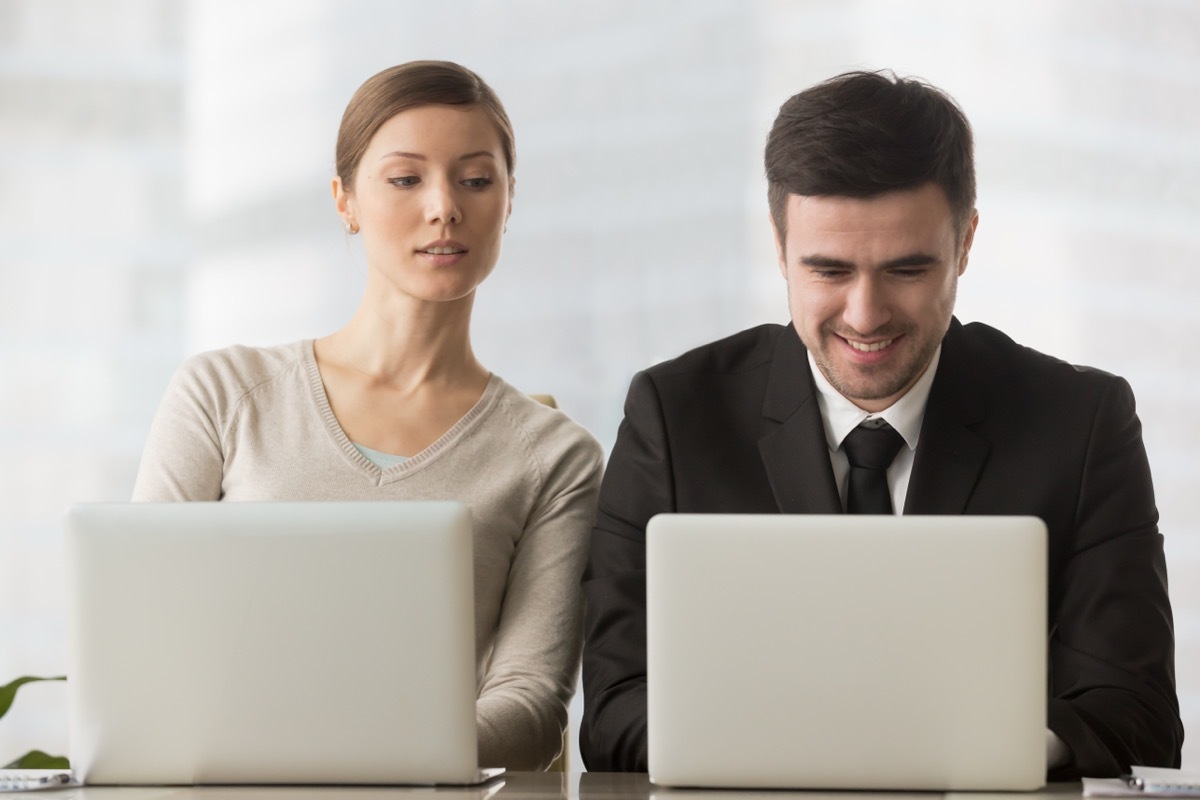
top-left (580, 319), bottom-right (1182, 778)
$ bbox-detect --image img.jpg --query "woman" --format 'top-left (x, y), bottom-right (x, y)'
top-left (132, 61), bottom-right (604, 771)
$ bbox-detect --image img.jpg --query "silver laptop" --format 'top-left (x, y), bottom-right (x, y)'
top-left (64, 501), bottom-right (502, 786)
top-left (646, 514), bottom-right (1047, 791)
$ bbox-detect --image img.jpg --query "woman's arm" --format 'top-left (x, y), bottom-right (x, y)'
top-left (475, 421), bottom-right (603, 770)
top-left (131, 356), bottom-right (227, 501)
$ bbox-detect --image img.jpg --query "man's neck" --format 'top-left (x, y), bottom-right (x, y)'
top-left (808, 347), bottom-right (942, 453)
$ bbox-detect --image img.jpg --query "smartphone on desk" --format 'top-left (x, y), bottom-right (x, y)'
top-left (0, 770), bottom-right (75, 792)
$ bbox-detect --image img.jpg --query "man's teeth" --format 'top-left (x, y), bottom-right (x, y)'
top-left (422, 246), bottom-right (463, 255)
top-left (847, 338), bottom-right (893, 353)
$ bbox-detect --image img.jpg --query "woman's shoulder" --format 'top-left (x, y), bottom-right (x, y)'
top-left (486, 377), bottom-right (605, 473)
top-left (170, 340), bottom-right (311, 405)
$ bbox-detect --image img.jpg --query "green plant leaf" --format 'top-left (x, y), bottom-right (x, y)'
top-left (0, 676), bottom-right (67, 722)
top-left (3, 749), bottom-right (70, 770)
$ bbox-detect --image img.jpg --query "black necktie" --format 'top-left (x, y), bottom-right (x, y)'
top-left (842, 423), bottom-right (905, 514)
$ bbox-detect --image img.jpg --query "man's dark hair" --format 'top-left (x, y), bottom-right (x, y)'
top-left (765, 70), bottom-right (976, 239)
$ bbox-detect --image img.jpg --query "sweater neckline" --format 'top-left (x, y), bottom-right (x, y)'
top-left (300, 339), bottom-right (500, 481)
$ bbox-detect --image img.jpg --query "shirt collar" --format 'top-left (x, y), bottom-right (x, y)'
top-left (808, 346), bottom-right (941, 453)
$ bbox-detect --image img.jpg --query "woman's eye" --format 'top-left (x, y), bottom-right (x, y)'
top-left (462, 177), bottom-right (493, 190)
top-left (388, 176), bottom-right (419, 188)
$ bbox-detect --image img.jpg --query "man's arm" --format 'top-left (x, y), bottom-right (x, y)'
top-left (580, 371), bottom-right (674, 772)
top-left (1047, 376), bottom-right (1183, 778)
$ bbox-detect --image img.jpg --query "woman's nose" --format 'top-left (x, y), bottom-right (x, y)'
top-left (424, 180), bottom-right (462, 225)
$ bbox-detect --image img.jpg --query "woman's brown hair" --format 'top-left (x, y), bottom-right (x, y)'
top-left (335, 60), bottom-right (515, 193)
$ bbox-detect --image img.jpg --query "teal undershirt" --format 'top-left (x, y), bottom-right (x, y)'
top-left (352, 442), bottom-right (410, 469)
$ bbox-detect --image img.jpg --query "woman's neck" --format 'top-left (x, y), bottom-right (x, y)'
top-left (317, 291), bottom-right (488, 392)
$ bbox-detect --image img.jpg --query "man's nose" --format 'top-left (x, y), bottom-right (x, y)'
top-left (842, 276), bottom-right (892, 335)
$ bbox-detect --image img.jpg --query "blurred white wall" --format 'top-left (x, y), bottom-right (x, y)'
top-left (0, 0), bottom-right (185, 762)
top-left (1, 0), bottom-right (1196, 773)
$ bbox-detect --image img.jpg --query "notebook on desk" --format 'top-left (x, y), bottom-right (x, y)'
top-left (64, 501), bottom-right (502, 786)
top-left (646, 513), bottom-right (1047, 791)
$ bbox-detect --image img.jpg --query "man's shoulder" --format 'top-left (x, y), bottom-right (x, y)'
top-left (951, 321), bottom-right (1125, 394)
top-left (645, 323), bottom-right (792, 382)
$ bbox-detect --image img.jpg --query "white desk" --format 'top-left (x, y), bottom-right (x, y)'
top-left (30, 772), bottom-right (1089, 800)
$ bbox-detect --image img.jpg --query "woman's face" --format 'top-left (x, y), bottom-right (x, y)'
top-left (335, 104), bottom-right (511, 306)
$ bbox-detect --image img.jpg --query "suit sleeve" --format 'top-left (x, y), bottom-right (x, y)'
top-left (580, 371), bottom-right (674, 772)
top-left (1047, 376), bottom-right (1183, 778)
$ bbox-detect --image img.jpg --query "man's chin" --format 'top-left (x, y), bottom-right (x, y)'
top-left (823, 365), bottom-right (914, 406)
top-left (838, 386), bottom-right (902, 405)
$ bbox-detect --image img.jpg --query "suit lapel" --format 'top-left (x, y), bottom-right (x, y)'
top-left (903, 320), bottom-right (991, 514)
top-left (757, 327), bottom-right (842, 514)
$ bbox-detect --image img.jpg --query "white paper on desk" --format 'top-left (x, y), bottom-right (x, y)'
top-left (1083, 767), bottom-right (1200, 797)
top-left (1084, 778), bottom-right (1145, 797)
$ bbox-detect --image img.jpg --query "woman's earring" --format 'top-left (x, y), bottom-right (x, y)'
top-left (345, 222), bottom-right (359, 235)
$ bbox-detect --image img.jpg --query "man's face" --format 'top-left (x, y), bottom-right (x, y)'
top-left (774, 182), bottom-right (977, 412)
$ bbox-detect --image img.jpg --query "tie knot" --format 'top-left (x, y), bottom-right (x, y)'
top-left (842, 423), bottom-right (905, 471)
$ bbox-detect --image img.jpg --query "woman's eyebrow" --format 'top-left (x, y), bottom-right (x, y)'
top-left (378, 151), bottom-right (497, 162)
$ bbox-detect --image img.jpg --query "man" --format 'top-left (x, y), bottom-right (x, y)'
top-left (580, 71), bottom-right (1183, 779)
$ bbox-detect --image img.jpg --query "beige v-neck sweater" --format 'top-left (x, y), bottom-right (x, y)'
top-left (132, 341), bottom-right (605, 771)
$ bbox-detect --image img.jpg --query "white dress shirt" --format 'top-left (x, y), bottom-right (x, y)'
top-left (808, 347), bottom-right (941, 514)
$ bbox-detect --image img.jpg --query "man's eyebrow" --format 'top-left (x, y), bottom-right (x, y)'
top-left (378, 151), bottom-right (497, 162)
top-left (800, 255), bottom-right (853, 269)
top-left (798, 253), bottom-right (939, 269)
top-left (882, 253), bottom-right (939, 269)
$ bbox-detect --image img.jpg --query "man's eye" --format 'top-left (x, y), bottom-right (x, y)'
top-left (462, 177), bottom-right (493, 189)
top-left (388, 176), bottom-right (419, 187)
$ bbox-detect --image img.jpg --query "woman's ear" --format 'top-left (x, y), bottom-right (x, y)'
top-left (504, 176), bottom-right (515, 232)
top-left (332, 176), bottom-right (358, 234)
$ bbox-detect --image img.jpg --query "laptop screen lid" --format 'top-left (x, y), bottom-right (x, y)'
top-left (65, 501), bottom-right (497, 786)
top-left (646, 513), bottom-right (1047, 791)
